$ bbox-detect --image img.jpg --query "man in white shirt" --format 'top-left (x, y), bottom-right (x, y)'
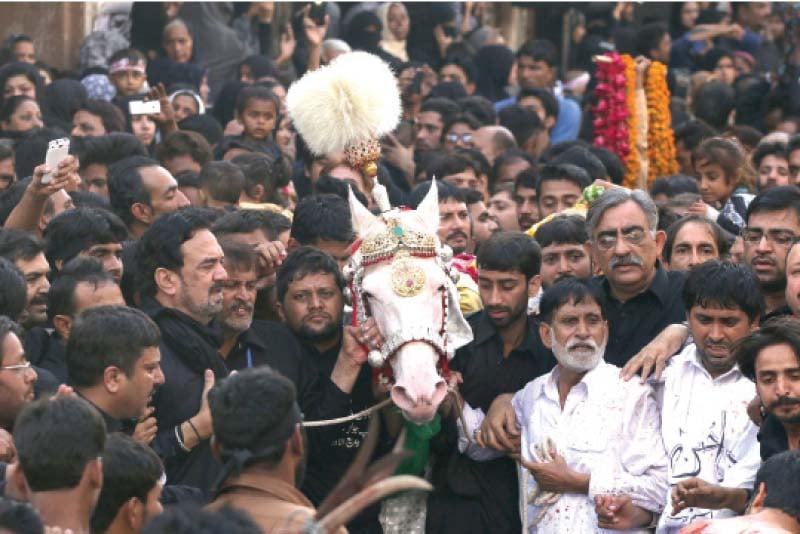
top-left (650, 261), bottom-right (764, 532)
top-left (512, 278), bottom-right (668, 532)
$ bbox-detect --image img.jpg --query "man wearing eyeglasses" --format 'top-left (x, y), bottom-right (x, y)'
top-left (741, 186), bottom-right (800, 320)
top-left (584, 187), bottom-right (688, 367)
top-left (0, 316), bottom-right (37, 431)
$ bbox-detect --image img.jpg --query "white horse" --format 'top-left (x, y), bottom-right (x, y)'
top-left (345, 181), bottom-right (473, 424)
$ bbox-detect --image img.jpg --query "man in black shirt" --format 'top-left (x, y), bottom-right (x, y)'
top-left (66, 305), bottom-right (164, 439)
top-left (275, 246), bottom-right (384, 534)
top-left (585, 187), bottom-right (687, 366)
top-left (736, 318), bottom-right (800, 460)
top-left (427, 232), bottom-right (555, 534)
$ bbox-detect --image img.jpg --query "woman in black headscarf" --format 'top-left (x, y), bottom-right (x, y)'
top-left (41, 79), bottom-right (87, 132)
top-left (0, 62), bottom-right (43, 106)
top-left (474, 44), bottom-right (515, 103)
top-left (344, 11), bottom-right (402, 71)
top-left (238, 55), bottom-right (279, 84)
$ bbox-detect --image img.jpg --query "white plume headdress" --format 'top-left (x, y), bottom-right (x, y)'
top-left (287, 51), bottom-right (401, 211)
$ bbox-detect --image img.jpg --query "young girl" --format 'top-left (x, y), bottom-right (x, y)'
top-left (231, 85), bottom-right (281, 155)
top-left (691, 136), bottom-right (754, 235)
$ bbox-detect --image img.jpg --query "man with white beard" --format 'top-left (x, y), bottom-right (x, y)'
top-left (511, 278), bottom-right (668, 532)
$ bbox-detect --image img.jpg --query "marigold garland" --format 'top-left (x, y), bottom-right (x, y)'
top-left (592, 53), bottom-right (629, 161)
top-left (645, 61), bottom-right (678, 184)
top-left (621, 54), bottom-right (640, 189)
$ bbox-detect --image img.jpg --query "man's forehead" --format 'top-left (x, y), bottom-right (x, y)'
top-left (554, 298), bottom-right (603, 315)
top-left (542, 242), bottom-right (585, 253)
top-left (418, 111), bottom-right (442, 125)
top-left (288, 271), bottom-right (338, 290)
top-left (439, 199), bottom-right (468, 213)
top-left (748, 209), bottom-right (800, 231)
top-left (596, 201), bottom-right (648, 230)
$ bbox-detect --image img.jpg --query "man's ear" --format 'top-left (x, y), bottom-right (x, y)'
top-left (289, 424), bottom-right (304, 459)
top-left (124, 497), bottom-right (141, 529)
top-left (749, 482), bottom-right (767, 513)
top-left (539, 321), bottom-right (552, 349)
top-left (52, 314), bottom-right (72, 340)
top-left (10, 463), bottom-right (30, 502)
top-left (545, 115), bottom-right (556, 131)
top-left (88, 457), bottom-right (103, 490)
top-left (154, 267), bottom-right (178, 296)
top-left (527, 274), bottom-right (541, 298)
top-left (130, 203), bottom-right (153, 225)
top-left (103, 366), bottom-right (123, 394)
top-left (654, 230), bottom-right (667, 256)
top-left (275, 301), bottom-right (286, 323)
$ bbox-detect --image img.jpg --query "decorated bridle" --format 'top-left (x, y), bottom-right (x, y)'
top-left (343, 209), bottom-right (461, 384)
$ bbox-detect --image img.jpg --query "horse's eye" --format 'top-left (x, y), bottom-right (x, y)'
top-left (438, 285), bottom-right (446, 292)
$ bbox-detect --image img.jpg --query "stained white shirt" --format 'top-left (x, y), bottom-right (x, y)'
top-left (512, 361), bottom-right (669, 533)
top-left (654, 344), bottom-right (761, 533)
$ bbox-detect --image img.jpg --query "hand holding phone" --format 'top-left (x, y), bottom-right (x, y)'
top-left (41, 138), bottom-right (70, 185)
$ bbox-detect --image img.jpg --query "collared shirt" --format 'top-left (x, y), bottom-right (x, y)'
top-left (512, 361), bottom-right (668, 533)
top-left (426, 312), bottom-right (556, 534)
top-left (654, 345), bottom-right (761, 533)
top-left (591, 267), bottom-right (687, 367)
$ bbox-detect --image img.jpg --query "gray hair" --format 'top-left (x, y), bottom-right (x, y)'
top-left (163, 18), bottom-right (190, 38)
top-left (586, 188), bottom-right (659, 238)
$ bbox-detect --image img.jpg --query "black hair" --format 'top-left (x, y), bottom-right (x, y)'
top-left (78, 100), bottom-right (126, 133)
top-left (107, 155), bottom-right (160, 226)
top-left (156, 130), bottom-right (212, 168)
top-left (427, 80), bottom-right (467, 101)
top-left (514, 166), bottom-right (539, 191)
top-left (536, 163), bottom-right (591, 200)
top-left (15, 396), bottom-right (106, 492)
top-left (476, 231), bottom-right (541, 280)
top-left (754, 450), bottom-right (800, 522)
top-left (0, 95), bottom-right (36, 124)
top-left (663, 215), bottom-right (731, 265)
top-left (209, 366), bottom-right (297, 467)
top-left (0, 316), bottom-right (23, 368)
top-left (457, 95), bottom-right (496, 126)
top-left (442, 113), bottom-right (481, 142)
top-left (682, 260), bottom-right (763, 321)
top-left (175, 170), bottom-right (201, 189)
top-left (13, 126), bottom-right (67, 179)
top-left (746, 185), bottom-right (800, 223)
top-left (440, 54), bottom-right (478, 84)
top-left (651, 175), bottom-right (700, 199)
top-left (752, 140), bottom-right (789, 171)
top-left (43, 207), bottom-right (127, 270)
top-left (726, 125), bottom-right (764, 151)
top-left (234, 85), bottom-right (279, 118)
top-left (693, 81), bottom-right (735, 131)
top-left (539, 277), bottom-right (607, 324)
top-left (47, 257), bottom-right (115, 321)
top-left (219, 238), bottom-right (258, 273)
top-left (199, 161), bottom-right (245, 205)
top-left (0, 62), bottom-right (43, 104)
top-left (0, 258), bottom-right (26, 322)
top-left (276, 246), bottom-right (345, 303)
top-left (290, 194), bottom-right (354, 245)
top-left (71, 132), bottom-right (147, 169)
top-left (91, 433), bottom-right (163, 533)
top-left (66, 305), bottom-right (160, 389)
top-left (426, 152), bottom-right (479, 182)
top-left (229, 152), bottom-right (290, 204)
top-left (587, 146), bottom-right (625, 185)
top-left (494, 148), bottom-right (536, 183)
top-left (550, 146), bottom-right (606, 183)
top-left (0, 228), bottom-right (44, 263)
top-left (407, 179), bottom-right (466, 209)
top-left (70, 190), bottom-right (111, 210)
top-left (419, 97), bottom-right (460, 126)
top-left (135, 207), bottom-right (213, 298)
top-left (457, 147), bottom-right (491, 180)
top-left (141, 505), bottom-right (263, 534)
top-left (214, 209), bottom-right (290, 242)
top-left (178, 113), bottom-right (223, 147)
top-left (312, 175), bottom-right (369, 207)
top-left (517, 39), bottom-right (558, 67)
top-left (736, 316), bottom-right (800, 382)
top-left (674, 119), bottom-right (717, 151)
top-left (534, 214), bottom-right (588, 248)
top-left (635, 22), bottom-right (669, 57)
top-left (518, 87), bottom-right (559, 119)
top-left (0, 497), bottom-right (43, 534)
top-left (498, 104), bottom-right (543, 146)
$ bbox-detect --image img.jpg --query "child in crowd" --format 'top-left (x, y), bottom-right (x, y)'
top-left (227, 85), bottom-right (281, 157)
top-left (107, 48), bottom-right (148, 103)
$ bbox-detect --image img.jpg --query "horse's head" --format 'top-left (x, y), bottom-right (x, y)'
top-left (346, 182), bottom-right (473, 424)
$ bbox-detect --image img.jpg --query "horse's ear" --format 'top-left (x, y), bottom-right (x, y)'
top-left (349, 185), bottom-right (376, 236)
top-left (416, 178), bottom-right (440, 235)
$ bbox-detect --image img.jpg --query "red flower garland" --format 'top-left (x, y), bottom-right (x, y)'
top-left (592, 53), bottom-right (629, 161)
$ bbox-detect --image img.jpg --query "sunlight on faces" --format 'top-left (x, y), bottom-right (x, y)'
top-left (174, 229), bottom-right (227, 322)
top-left (414, 111), bottom-right (444, 151)
top-left (695, 159), bottom-right (736, 206)
top-left (488, 189), bottom-right (519, 231)
top-left (515, 185), bottom-right (538, 230)
top-left (141, 166), bottom-right (190, 217)
top-left (541, 299), bottom-right (607, 373)
top-left (219, 266), bottom-right (258, 334)
top-left (478, 269), bottom-right (535, 329)
top-left (755, 343), bottom-right (800, 425)
top-left (689, 305), bottom-right (757, 377)
top-left (667, 222), bottom-right (720, 272)
top-left (437, 199), bottom-right (471, 255)
top-left (116, 346), bottom-right (164, 419)
top-left (786, 244), bottom-right (800, 315)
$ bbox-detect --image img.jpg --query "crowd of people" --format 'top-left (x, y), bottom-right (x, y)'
top-left (0, 1), bottom-right (797, 533)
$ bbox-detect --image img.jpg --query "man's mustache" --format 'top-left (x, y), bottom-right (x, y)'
top-left (768, 396), bottom-right (800, 410)
top-left (447, 230), bottom-right (468, 241)
top-left (609, 254), bottom-right (644, 270)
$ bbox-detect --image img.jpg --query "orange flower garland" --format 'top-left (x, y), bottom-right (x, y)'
top-left (645, 61), bottom-right (678, 184)
top-left (621, 54), bottom-right (640, 189)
